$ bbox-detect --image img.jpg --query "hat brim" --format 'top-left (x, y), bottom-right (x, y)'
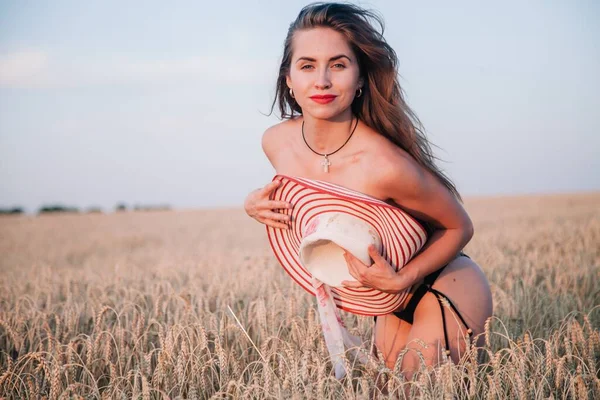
top-left (266, 174), bottom-right (428, 316)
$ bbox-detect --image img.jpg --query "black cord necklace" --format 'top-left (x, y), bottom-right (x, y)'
top-left (302, 116), bottom-right (359, 173)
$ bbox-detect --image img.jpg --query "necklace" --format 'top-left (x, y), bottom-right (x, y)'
top-left (302, 116), bottom-right (359, 173)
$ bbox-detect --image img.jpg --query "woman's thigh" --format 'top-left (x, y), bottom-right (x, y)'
top-left (431, 253), bottom-right (493, 349)
top-left (373, 313), bottom-right (412, 369)
top-left (402, 255), bottom-right (493, 376)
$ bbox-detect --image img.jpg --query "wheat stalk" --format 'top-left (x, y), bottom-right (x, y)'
top-left (227, 305), bottom-right (265, 362)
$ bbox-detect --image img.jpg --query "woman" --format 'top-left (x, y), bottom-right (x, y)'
top-left (244, 2), bottom-right (493, 380)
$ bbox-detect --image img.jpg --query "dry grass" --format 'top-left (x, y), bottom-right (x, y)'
top-left (0, 192), bottom-right (599, 399)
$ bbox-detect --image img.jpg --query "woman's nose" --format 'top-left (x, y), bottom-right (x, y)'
top-left (314, 69), bottom-right (332, 90)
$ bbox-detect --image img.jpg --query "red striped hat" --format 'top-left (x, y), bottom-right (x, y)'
top-left (266, 174), bottom-right (428, 316)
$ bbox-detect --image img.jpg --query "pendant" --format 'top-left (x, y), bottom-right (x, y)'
top-left (321, 155), bottom-right (331, 173)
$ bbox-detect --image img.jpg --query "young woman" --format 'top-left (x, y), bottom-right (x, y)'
top-left (244, 2), bottom-right (493, 380)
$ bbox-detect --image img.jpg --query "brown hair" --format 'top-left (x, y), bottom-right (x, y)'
top-left (269, 2), bottom-right (463, 202)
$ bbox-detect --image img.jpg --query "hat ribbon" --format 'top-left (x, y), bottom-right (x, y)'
top-left (312, 277), bottom-right (370, 379)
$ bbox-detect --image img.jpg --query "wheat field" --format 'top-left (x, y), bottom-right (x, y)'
top-left (0, 192), bottom-right (599, 399)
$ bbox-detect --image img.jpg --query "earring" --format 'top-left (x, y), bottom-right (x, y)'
top-left (356, 87), bottom-right (363, 98)
top-left (289, 88), bottom-right (295, 99)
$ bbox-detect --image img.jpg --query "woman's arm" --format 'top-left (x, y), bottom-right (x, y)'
top-left (243, 123), bottom-right (293, 229)
top-left (377, 150), bottom-right (474, 291)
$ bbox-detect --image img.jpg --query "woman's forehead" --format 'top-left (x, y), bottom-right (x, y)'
top-left (291, 27), bottom-right (354, 60)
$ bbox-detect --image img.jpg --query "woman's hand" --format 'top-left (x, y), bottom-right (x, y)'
top-left (341, 245), bottom-right (410, 294)
top-left (244, 179), bottom-right (293, 229)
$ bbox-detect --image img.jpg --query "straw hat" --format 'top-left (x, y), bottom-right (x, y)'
top-left (266, 174), bottom-right (428, 316)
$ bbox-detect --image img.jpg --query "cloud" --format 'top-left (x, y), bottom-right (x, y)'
top-left (0, 49), bottom-right (277, 89)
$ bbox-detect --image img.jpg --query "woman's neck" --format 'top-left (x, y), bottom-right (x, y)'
top-left (301, 112), bottom-right (357, 153)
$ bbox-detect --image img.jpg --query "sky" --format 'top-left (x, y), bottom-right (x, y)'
top-left (1, 0), bottom-right (599, 213)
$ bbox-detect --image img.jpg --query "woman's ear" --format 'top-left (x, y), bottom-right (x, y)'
top-left (286, 75), bottom-right (292, 89)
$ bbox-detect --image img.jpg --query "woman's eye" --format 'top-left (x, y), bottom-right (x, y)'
top-left (332, 63), bottom-right (346, 69)
top-left (301, 65), bottom-right (314, 70)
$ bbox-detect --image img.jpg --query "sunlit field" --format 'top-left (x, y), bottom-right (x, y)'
top-left (1, 192), bottom-right (599, 399)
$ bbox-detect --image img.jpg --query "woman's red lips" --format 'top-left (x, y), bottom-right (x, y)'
top-left (310, 95), bottom-right (337, 104)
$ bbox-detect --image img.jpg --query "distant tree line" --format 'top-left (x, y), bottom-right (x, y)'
top-left (0, 207), bottom-right (24, 215)
top-left (116, 203), bottom-right (172, 212)
top-left (38, 205), bottom-right (80, 214)
top-left (0, 203), bottom-right (172, 216)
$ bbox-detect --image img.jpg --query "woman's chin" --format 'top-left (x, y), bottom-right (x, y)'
top-left (302, 105), bottom-right (352, 121)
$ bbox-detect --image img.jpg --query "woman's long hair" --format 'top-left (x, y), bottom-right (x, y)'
top-left (269, 2), bottom-right (463, 202)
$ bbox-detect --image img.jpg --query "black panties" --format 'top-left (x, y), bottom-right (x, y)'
top-left (374, 252), bottom-right (474, 355)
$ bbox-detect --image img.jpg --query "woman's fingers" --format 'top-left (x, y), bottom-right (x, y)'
top-left (341, 279), bottom-right (363, 288)
top-left (245, 180), bottom-right (294, 230)
top-left (261, 179), bottom-right (282, 196)
top-left (257, 216), bottom-right (290, 230)
top-left (257, 210), bottom-right (291, 230)
top-left (368, 245), bottom-right (387, 267)
top-left (343, 252), bottom-right (364, 282)
top-left (267, 221), bottom-right (291, 230)
top-left (260, 210), bottom-right (291, 222)
top-left (256, 181), bottom-right (294, 210)
top-left (264, 200), bottom-right (293, 210)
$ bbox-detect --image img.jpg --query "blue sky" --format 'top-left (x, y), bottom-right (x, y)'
top-left (1, 0), bottom-right (598, 213)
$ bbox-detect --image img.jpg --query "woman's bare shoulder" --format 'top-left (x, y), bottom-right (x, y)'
top-left (262, 118), bottom-right (298, 140)
top-left (361, 131), bottom-right (421, 197)
top-left (362, 128), bottom-right (413, 167)
top-left (261, 118), bottom-right (300, 165)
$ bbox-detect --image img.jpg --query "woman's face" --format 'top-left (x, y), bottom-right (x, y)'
top-left (286, 27), bottom-right (363, 121)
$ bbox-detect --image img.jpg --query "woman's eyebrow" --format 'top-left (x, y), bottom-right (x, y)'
top-left (295, 54), bottom-right (352, 64)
